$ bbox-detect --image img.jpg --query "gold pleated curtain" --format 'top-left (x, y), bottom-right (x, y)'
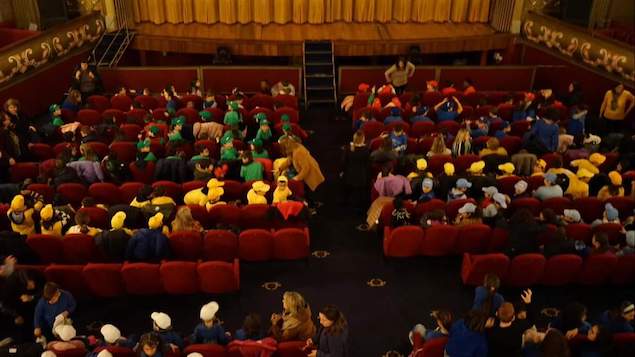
top-left (131, 0), bottom-right (490, 24)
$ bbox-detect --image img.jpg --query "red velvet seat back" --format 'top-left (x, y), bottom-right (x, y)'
top-left (83, 263), bottom-right (125, 297)
top-left (273, 228), bottom-right (310, 260)
top-left (203, 230), bottom-right (239, 261)
top-left (421, 225), bottom-right (458, 256)
top-left (455, 224), bottom-right (491, 254)
top-left (168, 231), bottom-right (203, 261)
top-left (89, 182), bottom-right (123, 205)
top-left (505, 254), bottom-right (546, 287)
top-left (238, 229), bottom-right (273, 261)
top-left (461, 253), bottom-right (510, 286)
top-left (121, 262), bottom-right (164, 295)
top-left (197, 260), bottom-right (240, 294)
top-left (383, 226), bottom-right (424, 258)
top-left (26, 234), bottom-right (64, 263)
top-left (540, 254), bottom-right (583, 285)
top-left (578, 253), bottom-right (619, 285)
top-left (45, 265), bottom-right (88, 298)
top-left (160, 261), bottom-right (199, 295)
top-left (63, 234), bottom-right (98, 263)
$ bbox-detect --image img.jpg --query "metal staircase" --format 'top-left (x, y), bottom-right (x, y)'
top-left (90, 28), bottom-right (135, 67)
top-left (303, 41), bottom-right (337, 108)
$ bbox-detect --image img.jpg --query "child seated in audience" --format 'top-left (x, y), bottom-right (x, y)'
top-left (100, 323), bottom-right (133, 348)
top-left (427, 134), bottom-right (451, 157)
top-left (616, 230), bottom-right (635, 256)
top-left (417, 178), bottom-right (435, 202)
top-left (533, 173), bottom-right (563, 201)
top-left (130, 185), bottom-right (153, 208)
top-left (434, 96), bottom-right (462, 122)
top-left (448, 178), bottom-right (471, 201)
top-left (587, 233), bottom-right (611, 255)
top-left (479, 137), bottom-right (508, 158)
top-left (126, 213), bottom-right (170, 262)
top-left (389, 125), bottom-right (408, 156)
top-left (390, 197), bottom-right (411, 227)
top-left (512, 180), bottom-right (529, 198)
top-left (94, 212), bottom-right (132, 262)
top-left (67, 210), bottom-right (102, 236)
top-left (455, 202), bottom-right (482, 226)
top-left (592, 203), bottom-right (621, 226)
top-left (599, 301), bottom-right (634, 333)
top-left (497, 162), bottom-right (515, 178)
top-left (48, 324), bottom-right (84, 351)
top-left (220, 135), bottom-right (238, 162)
top-left (410, 309), bottom-right (453, 346)
top-left (150, 186), bottom-right (177, 208)
top-left (193, 159), bottom-right (215, 181)
top-left (150, 312), bottom-right (183, 352)
top-left (235, 313), bottom-right (264, 341)
top-left (191, 301), bottom-right (229, 344)
top-left (240, 151), bottom-right (264, 182)
top-left (532, 159), bottom-right (547, 177)
top-left (40, 204), bottom-right (73, 237)
top-left (190, 144), bottom-right (210, 166)
top-left (409, 106), bottom-right (432, 124)
top-left (481, 186), bottom-right (498, 208)
top-left (250, 138), bottom-right (269, 159)
top-left (473, 274), bottom-right (504, 316)
top-left (34, 282), bottom-right (76, 341)
top-left (552, 301), bottom-right (592, 338)
top-left (562, 209), bottom-right (582, 225)
top-left (255, 117), bottom-right (273, 146)
top-left (597, 171), bottom-right (624, 200)
top-left (383, 108), bottom-right (403, 125)
top-left (247, 181), bottom-right (270, 205)
top-left (203, 91), bottom-right (216, 109)
top-left (273, 175), bottom-right (293, 203)
top-left (136, 332), bottom-right (164, 357)
top-left (8, 194), bottom-right (36, 236)
top-left (171, 206), bottom-right (203, 233)
top-left (444, 310), bottom-right (488, 357)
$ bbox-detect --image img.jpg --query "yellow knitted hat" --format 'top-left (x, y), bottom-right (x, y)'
top-left (148, 212), bottom-right (164, 229)
top-left (444, 162), bottom-right (455, 176)
top-left (252, 181), bottom-right (270, 194)
top-left (416, 158), bottom-right (428, 171)
top-left (208, 187), bottom-right (224, 201)
top-left (40, 204), bottom-right (53, 221)
top-left (608, 171), bottom-right (622, 186)
top-left (498, 162), bottom-right (515, 174)
top-left (589, 153), bottom-right (606, 166)
top-left (111, 211), bottom-right (126, 230)
top-left (576, 168), bottom-right (594, 178)
top-left (10, 195), bottom-right (25, 211)
top-left (536, 159), bottom-right (547, 170)
top-left (468, 161), bottom-right (485, 173)
top-left (207, 178), bottom-right (225, 188)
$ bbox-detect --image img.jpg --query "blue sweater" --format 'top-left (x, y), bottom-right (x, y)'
top-left (158, 330), bottom-right (184, 350)
top-left (445, 319), bottom-right (488, 357)
top-left (33, 290), bottom-right (76, 329)
top-left (472, 286), bottom-right (504, 316)
top-left (598, 310), bottom-right (634, 333)
top-left (383, 116), bottom-right (403, 125)
top-left (126, 228), bottom-right (170, 262)
top-left (190, 323), bottom-right (228, 345)
top-left (530, 119), bottom-right (559, 152)
top-left (314, 327), bottom-right (349, 357)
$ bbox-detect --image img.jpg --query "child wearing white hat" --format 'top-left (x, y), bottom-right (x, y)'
top-left (151, 312), bottom-right (184, 352)
top-left (47, 324), bottom-right (85, 350)
top-left (190, 301), bottom-right (229, 345)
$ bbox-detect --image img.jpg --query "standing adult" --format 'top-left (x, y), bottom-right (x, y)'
top-left (341, 131), bottom-right (370, 212)
top-left (74, 60), bottom-right (99, 99)
top-left (600, 82), bottom-right (634, 134)
top-left (280, 138), bottom-right (325, 206)
top-left (384, 56), bottom-right (416, 95)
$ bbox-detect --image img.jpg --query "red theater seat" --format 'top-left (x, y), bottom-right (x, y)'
top-left (414, 199), bottom-right (446, 218)
top-left (276, 341), bottom-right (306, 357)
top-left (202, 107), bottom-right (225, 123)
top-left (121, 263), bottom-right (164, 294)
top-left (540, 254), bottom-right (583, 286)
top-left (168, 231), bottom-right (202, 261)
top-left (413, 336), bottom-right (448, 357)
top-left (129, 161), bottom-right (156, 184)
top-left (176, 108), bottom-right (200, 124)
top-left (385, 121), bottom-right (410, 135)
top-left (461, 253), bottom-right (510, 286)
top-left (30, 143), bottom-right (54, 160)
top-left (427, 155), bottom-right (453, 176)
top-left (180, 95), bottom-right (202, 109)
top-left (605, 197), bottom-right (635, 220)
top-left (88, 95), bottom-right (110, 112)
top-left (240, 204), bottom-right (272, 229)
top-left (103, 109), bottom-right (126, 125)
top-left (383, 226), bottom-right (423, 257)
top-left (445, 198), bottom-right (476, 222)
top-left (111, 95), bottom-right (133, 112)
top-left (183, 344), bottom-right (227, 357)
top-left (125, 108), bottom-right (148, 125)
top-left (273, 228), bottom-right (310, 260)
top-left (566, 223), bottom-right (593, 244)
top-left (160, 261), bottom-right (199, 294)
top-left (500, 136), bottom-right (522, 155)
top-left (360, 120), bottom-right (384, 141)
top-left (110, 142), bottom-right (138, 163)
top-left (49, 347), bottom-right (87, 357)
top-left (62, 234), bottom-right (97, 264)
top-left (509, 197), bottom-right (541, 216)
top-left (61, 108), bottom-right (76, 123)
top-left (593, 223), bottom-right (625, 244)
top-left (436, 121), bottom-right (460, 136)
top-left (182, 180), bottom-right (205, 193)
top-left (120, 182), bottom-right (144, 203)
top-left (611, 255), bottom-right (635, 285)
top-left (573, 197), bottom-right (604, 223)
top-left (208, 204), bottom-right (241, 227)
top-left (26, 183), bottom-right (55, 203)
top-left (497, 176), bottom-right (521, 197)
top-left (10, 162), bottom-right (39, 182)
top-left (220, 180), bottom-right (243, 201)
top-left (203, 230), bottom-right (239, 261)
top-left (44, 265), bottom-right (88, 297)
top-left (86, 142), bottom-right (109, 159)
top-left (152, 181), bottom-right (182, 202)
top-left (197, 259), bottom-right (240, 293)
top-left (411, 121), bottom-right (435, 138)
top-left (541, 197), bottom-right (572, 215)
top-left (486, 227), bottom-right (509, 252)
top-left (119, 124), bottom-right (142, 141)
top-left (93, 347), bottom-right (136, 357)
top-left (83, 263), bottom-right (125, 297)
top-left (421, 225), bottom-right (458, 256)
top-left (505, 254), bottom-right (546, 287)
top-left (455, 224), bottom-right (491, 254)
top-left (249, 94), bottom-right (275, 109)
top-left (275, 94), bottom-right (299, 109)
top-left (77, 207), bottom-right (108, 229)
top-left (89, 182), bottom-right (123, 205)
top-left (454, 154), bottom-right (480, 175)
top-left (77, 109), bottom-right (102, 126)
top-left (26, 234), bottom-right (64, 263)
top-left (134, 95), bottom-right (158, 110)
top-left (239, 229), bottom-right (273, 261)
top-left (578, 253), bottom-right (618, 285)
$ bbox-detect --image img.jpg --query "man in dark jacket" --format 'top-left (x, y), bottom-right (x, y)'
top-left (125, 213), bottom-right (170, 262)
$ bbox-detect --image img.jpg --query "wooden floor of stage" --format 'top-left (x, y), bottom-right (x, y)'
top-left (132, 21), bottom-right (511, 56)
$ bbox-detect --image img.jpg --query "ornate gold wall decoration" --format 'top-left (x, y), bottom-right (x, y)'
top-left (0, 13), bottom-right (104, 85)
top-left (522, 12), bottom-right (635, 83)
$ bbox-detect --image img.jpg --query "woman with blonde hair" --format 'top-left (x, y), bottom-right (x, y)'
top-left (171, 206), bottom-right (203, 232)
top-left (452, 128), bottom-right (472, 157)
top-left (270, 291), bottom-right (316, 341)
top-left (427, 134), bottom-right (451, 157)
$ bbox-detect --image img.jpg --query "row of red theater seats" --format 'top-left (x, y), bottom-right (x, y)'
top-left (17, 259), bottom-right (240, 297)
top-left (86, 93), bottom-right (298, 113)
top-left (26, 228), bottom-right (310, 264)
top-left (351, 90), bottom-right (528, 112)
top-left (2, 179), bottom-right (305, 206)
top-left (62, 105), bottom-right (301, 128)
top-left (48, 341), bottom-right (314, 357)
top-left (461, 252), bottom-right (635, 287)
top-left (411, 333), bottom-right (635, 357)
top-left (378, 196), bottom-right (635, 229)
top-left (383, 223), bottom-right (627, 258)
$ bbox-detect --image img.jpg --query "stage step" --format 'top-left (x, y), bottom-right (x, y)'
top-left (90, 30), bottom-right (135, 68)
top-left (303, 40), bottom-right (336, 108)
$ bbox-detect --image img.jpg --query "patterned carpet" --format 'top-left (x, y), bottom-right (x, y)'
top-left (71, 107), bottom-right (635, 356)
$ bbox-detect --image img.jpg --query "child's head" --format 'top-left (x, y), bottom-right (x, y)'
top-left (241, 150), bottom-right (253, 164)
top-left (43, 282), bottom-right (61, 303)
top-left (432, 309), bottom-right (453, 330)
top-left (277, 175), bottom-right (288, 189)
top-left (138, 332), bottom-right (162, 357)
top-left (195, 143), bottom-right (209, 157)
top-left (483, 273), bottom-right (500, 292)
top-left (497, 302), bottom-right (515, 323)
top-left (242, 313), bottom-right (262, 338)
top-left (75, 210), bottom-right (90, 226)
top-left (150, 312), bottom-right (171, 331)
top-left (514, 180), bottom-right (528, 195)
top-left (592, 233), bottom-right (609, 250)
top-left (250, 138), bottom-right (264, 152)
top-left (199, 301), bottom-right (219, 327)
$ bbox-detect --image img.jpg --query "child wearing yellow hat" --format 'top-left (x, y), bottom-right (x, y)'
top-left (39, 204), bottom-right (72, 237)
top-left (532, 159), bottom-right (547, 177)
top-left (497, 163), bottom-right (516, 179)
top-left (273, 176), bottom-right (293, 203)
top-left (407, 158), bottom-right (432, 181)
top-left (247, 181), bottom-right (270, 205)
top-left (94, 211), bottom-right (133, 261)
top-left (467, 161), bottom-right (486, 176)
top-left (598, 171), bottom-right (624, 200)
top-left (7, 195), bottom-right (36, 236)
top-left (125, 212), bottom-right (170, 262)
top-left (570, 153), bottom-right (606, 175)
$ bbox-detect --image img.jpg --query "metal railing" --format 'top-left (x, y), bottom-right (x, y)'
top-left (90, 0), bottom-right (134, 67)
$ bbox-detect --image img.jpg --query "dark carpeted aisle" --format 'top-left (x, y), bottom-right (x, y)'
top-left (72, 107), bottom-right (635, 356)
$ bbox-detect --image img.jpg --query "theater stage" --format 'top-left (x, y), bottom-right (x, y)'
top-left (132, 21), bottom-right (512, 56)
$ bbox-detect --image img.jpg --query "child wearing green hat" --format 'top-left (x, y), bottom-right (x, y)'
top-left (136, 139), bottom-right (157, 162)
top-left (240, 150), bottom-right (264, 182)
top-left (277, 123), bottom-right (301, 143)
top-left (255, 119), bottom-right (273, 146)
top-left (250, 138), bottom-right (269, 159)
top-left (220, 135), bottom-right (238, 161)
top-left (168, 116), bottom-right (185, 143)
top-left (41, 104), bottom-right (65, 139)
